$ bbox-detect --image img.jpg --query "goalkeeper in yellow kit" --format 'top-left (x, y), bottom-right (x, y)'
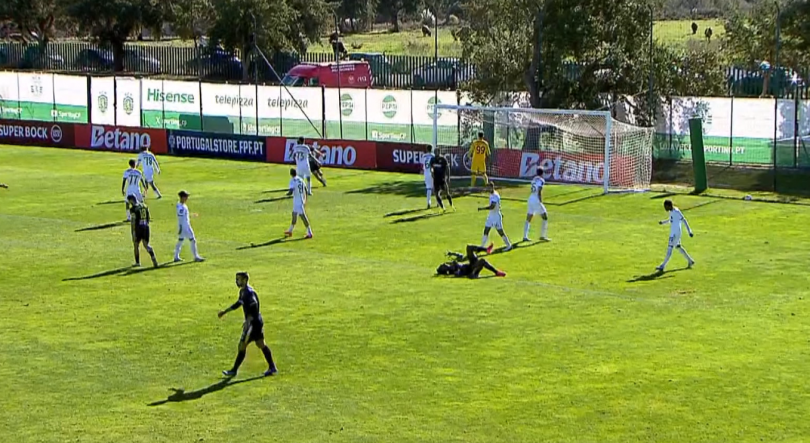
top-left (468, 132), bottom-right (491, 187)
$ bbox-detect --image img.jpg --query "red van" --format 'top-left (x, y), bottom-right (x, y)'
top-left (281, 61), bottom-right (373, 88)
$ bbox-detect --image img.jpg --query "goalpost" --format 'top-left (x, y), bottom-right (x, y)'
top-left (432, 105), bottom-right (655, 193)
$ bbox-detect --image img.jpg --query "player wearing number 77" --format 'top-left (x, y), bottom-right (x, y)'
top-left (656, 199), bottom-right (695, 272)
top-left (284, 169), bottom-right (313, 239)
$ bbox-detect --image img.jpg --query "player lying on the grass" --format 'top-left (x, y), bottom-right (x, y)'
top-left (174, 190), bottom-right (205, 263)
top-left (436, 244), bottom-right (506, 278)
top-left (430, 151), bottom-right (454, 210)
top-left (656, 199), bottom-right (695, 272)
top-left (478, 182), bottom-right (512, 251)
top-left (127, 195), bottom-right (159, 268)
top-left (468, 132), bottom-right (491, 188)
top-left (292, 137), bottom-right (314, 195)
top-left (0, 183), bottom-right (7, 189)
top-left (308, 144), bottom-right (327, 188)
top-left (285, 169), bottom-right (313, 239)
top-left (136, 146), bottom-right (162, 199)
top-left (122, 159), bottom-right (146, 222)
top-left (422, 146), bottom-right (434, 208)
top-left (218, 272), bottom-right (278, 377)
top-left (524, 167), bottom-right (550, 242)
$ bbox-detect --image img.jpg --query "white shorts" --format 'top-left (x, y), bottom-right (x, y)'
top-left (178, 223), bottom-right (195, 240)
top-left (293, 202), bottom-right (306, 215)
top-left (296, 164), bottom-right (311, 178)
top-left (668, 233), bottom-right (682, 248)
top-left (527, 200), bottom-right (547, 216)
top-left (143, 170), bottom-right (155, 182)
top-left (126, 190), bottom-right (143, 203)
top-left (424, 175), bottom-right (433, 190)
top-left (485, 212), bottom-right (503, 230)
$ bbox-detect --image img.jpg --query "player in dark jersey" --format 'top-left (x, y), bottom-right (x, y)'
top-left (429, 154), bottom-right (454, 210)
top-left (218, 272), bottom-right (278, 377)
top-left (308, 145), bottom-right (327, 188)
top-left (436, 244), bottom-right (506, 278)
top-left (0, 183), bottom-right (8, 189)
top-left (127, 195), bottom-right (159, 268)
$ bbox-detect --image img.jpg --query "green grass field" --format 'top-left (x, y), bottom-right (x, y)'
top-left (1, 145), bottom-right (809, 442)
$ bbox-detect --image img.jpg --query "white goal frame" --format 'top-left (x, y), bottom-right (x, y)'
top-left (432, 104), bottom-right (619, 194)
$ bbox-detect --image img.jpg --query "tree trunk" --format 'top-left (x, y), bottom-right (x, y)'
top-left (243, 44), bottom-right (251, 81)
top-left (112, 40), bottom-right (126, 72)
top-left (524, 8), bottom-right (543, 109)
top-left (761, 71), bottom-right (771, 98)
top-left (391, 11), bottom-right (400, 32)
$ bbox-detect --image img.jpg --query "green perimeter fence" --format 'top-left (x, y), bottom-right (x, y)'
top-left (1, 41), bottom-right (809, 98)
top-left (1, 71), bottom-right (808, 168)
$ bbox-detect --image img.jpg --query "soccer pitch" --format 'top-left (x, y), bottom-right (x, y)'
top-left (1, 145), bottom-right (809, 443)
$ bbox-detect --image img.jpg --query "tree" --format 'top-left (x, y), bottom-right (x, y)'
top-left (377, 0), bottom-right (424, 32)
top-left (67, 0), bottom-right (167, 72)
top-left (0, 0), bottom-right (60, 48)
top-left (166, 0), bottom-right (215, 42)
top-left (781, 0), bottom-right (810, 66)
top-left (206, 0), bottom-right (330, 79)
top-left (337, 0), bottom-right (377, 32)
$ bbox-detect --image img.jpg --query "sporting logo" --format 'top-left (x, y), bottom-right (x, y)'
top-left (98, 92), bottom-right (109, 114)
top-left (123, 93), bottom-right (135, 115)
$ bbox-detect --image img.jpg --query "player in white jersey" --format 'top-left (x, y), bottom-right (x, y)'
top-left (656, 199), bottom-right (695, 272)
top-left (478, 182), bottom-right (512, 251)
top-left (523, 167), bottom-right (551, 242)
top-left (292, 137), bottom-right (313, 195)
top-left (122, 159), bottom-right (146, 221)
top-left (422, 146), bottom-right (435, 209)
top-left (284, 169), bottom-right (313, 239)
top-left (136, 146), bottom-right (162, 199)
top-left (173, 190), bottom-right (205, 263)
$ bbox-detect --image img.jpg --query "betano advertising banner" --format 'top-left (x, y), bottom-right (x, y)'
top-left (141, 79), bottom-right (201, 130)
top-left (168, 130), bottom-right (265, 162)
top-left (266, 136), bottom-right (376, 170)
top-left (0, 119), bottom-right (74, 148)
top-left (74, 124), bottom-right (168, 154)
top-left (256, 85), bottom-right (323, 138)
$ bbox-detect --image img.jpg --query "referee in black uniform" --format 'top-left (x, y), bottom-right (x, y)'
top-left (218, 272), bottom-right (278, 377)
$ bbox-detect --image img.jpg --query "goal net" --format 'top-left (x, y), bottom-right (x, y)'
top-left (432, 105), bottom-right (654, 193)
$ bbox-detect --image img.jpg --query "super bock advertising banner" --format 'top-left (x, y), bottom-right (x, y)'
top-left (168, 130), bottom-right (265, 162)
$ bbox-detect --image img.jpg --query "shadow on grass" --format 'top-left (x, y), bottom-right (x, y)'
top-left (255, 196), bottom-right (290, 204)
top-left (62, 261), bottom-right (194, 281)
top-left (75, 221), bottom-right (128, 232)
top-left (147, 375), bottom-right (265, 406)
top-left (236, 237), bottom-right (307, 250)
top-left (551, 191), bottom-right (605, 207)
top-left (384, 208), bottom-right (428, 218)
top-left (650, 192), bottom-right (678, 200)
top-left (488, 240), bottom-right (548, 255)
top-left (262, 188), bottom-right (291, 194)
top-left (346, 180), bottom-right (478, 199)
top-left (392, 212), bottom-right (447, 224)
top-left (626, 267), bottom-right (688, 283)
top-left (95, 200), bottom-right (124, 206)
top-left (682, 200), bottom-right (720, 212)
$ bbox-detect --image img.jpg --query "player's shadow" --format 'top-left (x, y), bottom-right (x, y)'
top-left (261, 188), bottom-right (290, 194)
top-left (62, 266), bottom-right (134, 281)
top-left (94, 200), bottom-right (124, 206)
top-left (123, 261), bottom-right (194, 276)
top-left (392, 212), bottom-right (447, 224)
top-left (147, 375), bottom-right (265, 406)
top-left (384, 208), bottom-right (427, 218)
top-left (347, 180), bottom-right (474, 200)
top-left (626, 267), bottom-right (688, 283)
top-left (75, 221), bottom-right (128, 232)
top-left (255, 196), bottom-right (290, 204)
top-left (650, 192), bottom-right (678, 200)
top-left (236, 237), bottom-right (307, 250)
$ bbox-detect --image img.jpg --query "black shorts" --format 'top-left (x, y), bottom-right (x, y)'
top-left (434, 176), bottom-right (448, 191)
top-left (309, 160), bottom-right (321, 172)
top-left (239, 320), bottom-right (265, 344)
top-left (133, 225), bottom-right (150, 243)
